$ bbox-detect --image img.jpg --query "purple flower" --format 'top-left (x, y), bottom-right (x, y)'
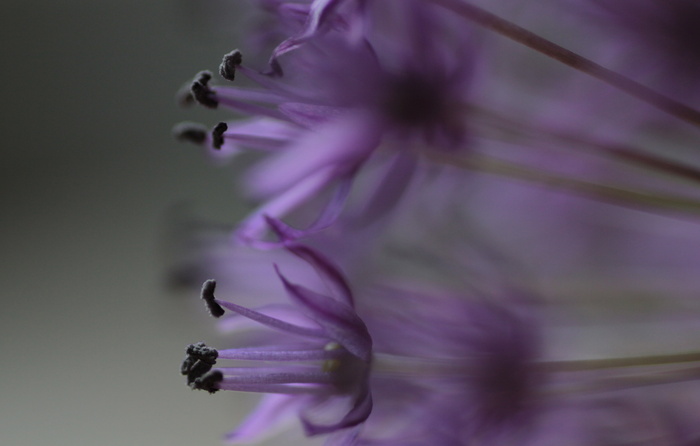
top-left (181, 245), bottom-right (373, 442)
top-left (266, 0), bottom-right (369, 72)
top-left (374, 289), bottom-right (542, 444)
top-left (174, 0), bottom-right (479, 243)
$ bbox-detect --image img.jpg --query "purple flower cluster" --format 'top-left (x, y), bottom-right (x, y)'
top-left (172, 0), bottom-right (700, 445)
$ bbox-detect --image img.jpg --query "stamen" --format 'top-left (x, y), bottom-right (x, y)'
top-left (185, 359), bottom-right (216, 385)
top-left (218, 370), bottom-right (333, 385)
top-left (191, 370), bottom-right (224, 394)
top-left (217, 382), bottom-right (331, 394)
top-left (217, 347), bottom-right (344, 361)
top-left (214, 298), bottom-right (327, 338)
top-left (173, 122), bottom-right (208, 145)
top-left (201, 280), bottom-right (225, 318)
top-left (219, 50), bottom-right (243, 82)
top-left (187, 342), bottom-right (219, 364)
top-left (191, 71), bottom-right (218, 109)
top-left (181, 342), bottom-right (219, 385)
top-left (212, 122), bottom-right (228, 149)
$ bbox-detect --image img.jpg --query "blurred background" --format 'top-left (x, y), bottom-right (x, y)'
top-left (0, 1), bottom-right (262, 444)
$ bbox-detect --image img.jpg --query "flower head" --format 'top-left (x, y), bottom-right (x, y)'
top-left (352, 283), bottom-right (544, 445)
top-left (175, 0), bottom-right (479, 243)
top-left (181, 246), bottom-right (373, 442)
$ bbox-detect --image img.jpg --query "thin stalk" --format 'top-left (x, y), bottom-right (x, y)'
top-left (548, 365), bottom-right (700, 397)
top-left (539, 351), bottom-right (700, 373)
top-left (429, 151), bottom-right (700, 218)
top-left (430, 0), bottom-right (700, 127)
top-left (469, 104), bottom-right (700, 185)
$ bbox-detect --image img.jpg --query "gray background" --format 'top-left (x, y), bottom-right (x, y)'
top-left (0, 1), bottom-right (261, 444)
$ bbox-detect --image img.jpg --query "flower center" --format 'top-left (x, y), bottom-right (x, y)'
top-left (384, 72), bottom-right (446, 127)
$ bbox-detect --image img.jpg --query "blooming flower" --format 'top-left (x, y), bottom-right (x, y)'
top-left (354, 283), bottom-right (544, 445)
top-left (171, 1), bottom-right (700, 445)
top-left (175, 0), bottom-right (479, 243)
top-left (181, 245), bottom-right (373, 443)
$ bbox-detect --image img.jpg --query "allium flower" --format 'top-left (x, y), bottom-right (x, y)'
top-left (357, 284), bottom-right (543, 445)
top-left (181, 246), bottom-right (373, 443)
top-left (266, 0), bottom-right (369, 71)
top-left (175, 0), bottom-right (479, 243)
top-left (171, 1), bottom-right (700, 445)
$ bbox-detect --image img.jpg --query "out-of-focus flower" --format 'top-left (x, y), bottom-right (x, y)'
top-left (171, 1), bottom-right (700, 444)
top-left (175, 0), bottom-right (479, 243)
top-left (573, 0), bottom-right (700, 101)
top-left (357, 284), bottom-right (543, 445)
top-left (181, 247), bottom-right (551, 444)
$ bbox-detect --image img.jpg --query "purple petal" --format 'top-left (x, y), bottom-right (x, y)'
top-left (223, 394), bottom-right (307, 443)
top-left (214, 86), bottom-right (287, 104)
top-left (284, 243), bottom-right (355, 306)
top-left (279, 102), bottom-right (344, 127)
top-left (301, 389), bottom-right (373, 436)
top-left (262, 172), bottom-right (354, 244)
top-left (322, 427), bottom-right (360, 446)
top-left (352, 150), bottom-right (418, 226)
top-left (244, 111), bottom-right (383, 200)
top-left (236, 167), bottom-right (337, 244)
top-left (275, 266), bottom-right (372, 361)
top-left (269, 0), bottom-right (347, 64)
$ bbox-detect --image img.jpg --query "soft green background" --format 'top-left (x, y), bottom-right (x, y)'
top-left (0, 1), bottom-right (262, 444)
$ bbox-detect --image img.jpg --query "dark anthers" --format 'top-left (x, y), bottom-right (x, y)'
top-left (173, 122), bottom-right (208, 145)
top-left (190, 71), bottom-right (218, 109)
top-left (201, 279), bottom-right (225, 318)
top-left (181, 342), bottom-right (219, 388)
top-left (212, 122), bottom-right (228, 149)
top-left (219, 50), bottom-right (243, 82)
top-left (192, 370), bottom-right (224, 394)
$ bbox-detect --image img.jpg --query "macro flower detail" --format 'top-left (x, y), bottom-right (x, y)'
top-left (175, 0), bottom-right (478, 243)
top-left (357, 285), bottom-right (544, 445)
top-left (182, 248), bottom-right (373, 442)
top-left (171, 0), bottom-right (700, 444)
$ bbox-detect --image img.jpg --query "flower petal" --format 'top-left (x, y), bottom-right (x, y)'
top-left (244, 111), bottom-right (382, 200)
top-left (275, 266), bottom-right (372, 361)
top-left (224, 394), bottom-right (308, 444)
top-left (300, 388), bottom-right (373, 436)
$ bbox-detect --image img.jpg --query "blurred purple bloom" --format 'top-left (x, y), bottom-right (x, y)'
top-left (175, 0), bottom-right (478, 243)
top-left (267, 0), bottom-right (369, 72)
top-left (358, 284), bottom-right (543, 444)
